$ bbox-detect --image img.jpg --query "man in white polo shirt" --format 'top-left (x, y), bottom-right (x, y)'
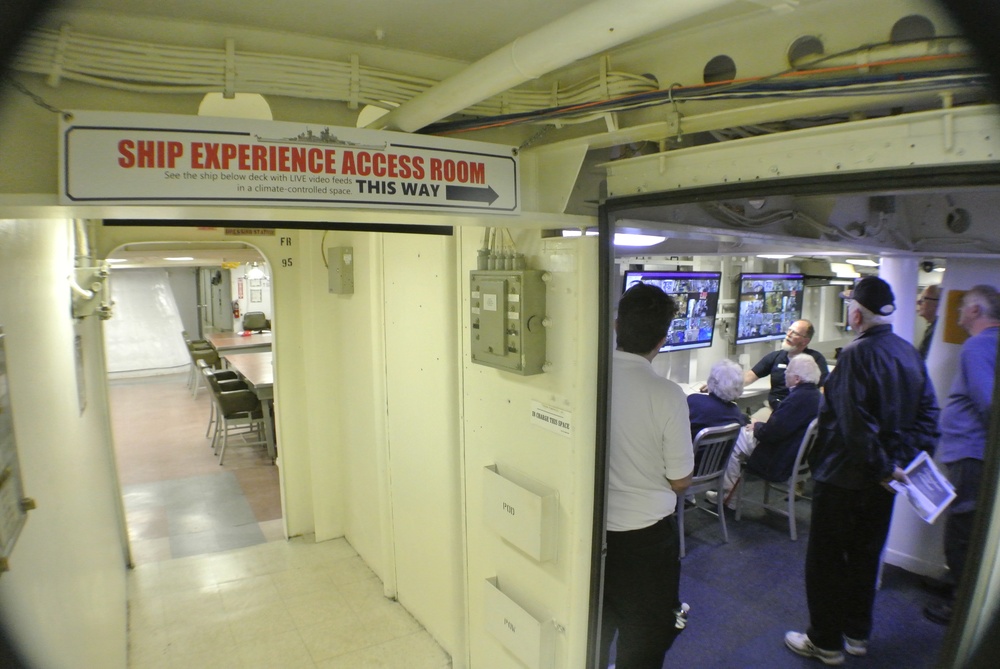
top-left (600, 282), bottom-right (695, 669)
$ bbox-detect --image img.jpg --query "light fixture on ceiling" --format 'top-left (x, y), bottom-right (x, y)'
top-left (246, 261), bottom-right (266, 280)
top-left (164, 256), bottom-right (194, 261)
top-left (845, 257), bottom-right (879, 267)
top-left (561, 229), bottom-right (665, 246)
top-left (614, 233), bottom-right (666, 247)
top-left (757, 254), bottom-right (793, 259)
top-left (829, 262), bottom-right (861, 278)
top-left (106, 258), bottom-right (127, 264)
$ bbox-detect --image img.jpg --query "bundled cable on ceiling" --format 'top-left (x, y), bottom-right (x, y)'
top-left (11, 25), bottom-right (657, 119)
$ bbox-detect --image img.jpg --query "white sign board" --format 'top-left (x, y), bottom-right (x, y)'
top-left (59, 111), bottom-right (519, 214)
top-left (529, 401), bottom-right (571, 437)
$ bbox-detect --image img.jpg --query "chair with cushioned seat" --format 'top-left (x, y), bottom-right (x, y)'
top-left (675, 422), bottom-right (741, 558)
top-left (734, 417), bottom-right (819, 541)
top-left (205, 369), bottom-right (267, 465)
top-left (187, 343), bottom-right (220, 398)
top-left (199, 362), bottom-right (242, 440)
top-left (242, 311), bottom-right (269, 332)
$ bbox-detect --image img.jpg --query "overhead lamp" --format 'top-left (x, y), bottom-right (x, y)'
top-left (246, 261), bottom-right (266, 280)
top-left (561, 229), bottom-right (666, 246)
top-left (845, 258), bottom-right (879, 267)
top-left (613, 233), bottom-right (666, 247)
top-left (164, 256), bottom-right (194, 261)
top-left (106, 258), bottom-right (127, 263)
top-left (829, 262), bottom-right (861, 278)
top-left (757, 254), bottom-right (793, 259)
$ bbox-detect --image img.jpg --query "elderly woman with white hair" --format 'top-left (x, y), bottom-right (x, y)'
top-left (687, 359), bottom-right (749, 440)
top-left (707, 354), bottom-right (822, 508)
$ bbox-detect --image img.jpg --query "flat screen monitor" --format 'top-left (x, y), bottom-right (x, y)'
top-left (622, 270), bottom-right (722, 352)
top-left (736, 272), bottom-right (805, 344)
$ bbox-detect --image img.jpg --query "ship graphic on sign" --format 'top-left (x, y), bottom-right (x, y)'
top-left (254, 127), bottom-right (387, 151)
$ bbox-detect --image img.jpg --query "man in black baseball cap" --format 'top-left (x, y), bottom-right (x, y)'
top-left (785, 275), bottom-right (939, 664)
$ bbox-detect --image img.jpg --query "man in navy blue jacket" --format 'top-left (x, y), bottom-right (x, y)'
top-left (785, 277), bottom-right (939, 665)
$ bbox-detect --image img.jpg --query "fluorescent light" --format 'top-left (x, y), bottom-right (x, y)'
top-left (829, 262), bottom-right (860, 278)
top-left (846, 258), bottom-right (879, 267)
top-left (757, 254), bottom-right (792, 259)
top-left (560, 230), bottom-right (665, 246)
top-left (614, 233), bottom-right (665, 247)
top-left (106, 258), bottom-right (127, 263)
top-left (163, 256), bottom-right (194, 261)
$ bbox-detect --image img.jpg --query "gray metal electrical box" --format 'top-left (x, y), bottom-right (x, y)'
top-left (328, 246), bottom-right (354, 294)
top-left (470, 269), bottom-right (546, 375)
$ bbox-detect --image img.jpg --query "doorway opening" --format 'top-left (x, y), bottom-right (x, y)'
top-left (103, 241), bottom-right (281, 564)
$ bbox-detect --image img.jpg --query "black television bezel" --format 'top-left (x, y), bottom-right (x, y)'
top-left (622, 269), bottom-right (722, 352)
top-left (735, 272), bottom-right (806, 345)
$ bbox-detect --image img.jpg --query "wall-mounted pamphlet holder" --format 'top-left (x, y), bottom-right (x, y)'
top-left (483, 464), bottom-right (558, 562)
top-left (483, 577), bottom-right (555, 669)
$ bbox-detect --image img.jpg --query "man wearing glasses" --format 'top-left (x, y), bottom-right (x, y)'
top-left (924, 285), bottom-right (1000, 625)
top-left (744, 319), bottom-right (830, 409)
top-left (916, 284), bottom-right (941, 360)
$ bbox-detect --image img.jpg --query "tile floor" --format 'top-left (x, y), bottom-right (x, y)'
top-left (110, 371), bottom-right (451, 668)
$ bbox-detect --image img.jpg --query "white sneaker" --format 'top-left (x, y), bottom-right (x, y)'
top-left (784, 631), bottom-right (845, 666)
top-left (705, 490), bottom-right (719, 504)
top-left (844, 635), bottom-right (868, 657)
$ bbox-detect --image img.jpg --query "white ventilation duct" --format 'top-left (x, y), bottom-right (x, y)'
top-left (368, 0), bottom-right (741, 132)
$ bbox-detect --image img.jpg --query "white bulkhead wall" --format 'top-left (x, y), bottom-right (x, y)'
top-left (0, 219), bottom-right (128, 669)
top-left (461, 230), bottom-right (600, 669)
top-left (90, 200), bottom-right (601, 669)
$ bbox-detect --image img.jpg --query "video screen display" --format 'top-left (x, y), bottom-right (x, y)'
top-left (736, 272), bottom-right (805, 344)
top-left (622, 270), bottom-right (722, 352)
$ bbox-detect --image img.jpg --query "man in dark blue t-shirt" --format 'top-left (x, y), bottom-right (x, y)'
top-left (745, 319), bottom-right (829, 408)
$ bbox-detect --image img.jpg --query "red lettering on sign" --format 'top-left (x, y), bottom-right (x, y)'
top-left (118, 140), bottom-right (135, 167)
top-left (119, 140), bottom-right (183, 168)
top-left (429, 158), bottom-right (485, 183)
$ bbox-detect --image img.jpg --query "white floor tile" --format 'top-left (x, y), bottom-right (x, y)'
top-left (327, 555), bottom-right (377, 586)
top-left (298, 617), bottom-right (373, 663)
top-left (236, 629), bottom-right (316, 669)
top-left (379, 631), bottom-right (452, 668)
top-left (218, 573), bottom-right (283, 612)
top-left (314, 644), bottom-right (391, 668)
top-left (283, 589), bottom-right (356, 629)
top-left (226, 602), bottom-right (299, 645)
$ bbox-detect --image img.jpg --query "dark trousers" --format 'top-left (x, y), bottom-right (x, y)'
top-left (600, 515), bottom-right (682, 669)
top-left (805, 481), bottom-right (895, 650)
top-left (944, 458), bottom-right (983, 594)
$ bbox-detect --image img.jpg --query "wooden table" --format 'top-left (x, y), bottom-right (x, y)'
top-left (223, 351), bottom-right (276, 460)
top-left (206, 331), bottom-right (273, 354)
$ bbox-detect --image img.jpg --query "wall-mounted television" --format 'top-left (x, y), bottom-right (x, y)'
top-left (736, 272), bottom-right (805, 345)
top-left (622, 270), bottom-right (722, 352)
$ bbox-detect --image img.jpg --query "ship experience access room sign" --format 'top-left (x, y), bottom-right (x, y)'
top-left (59, 111), bottom-right (519, 214)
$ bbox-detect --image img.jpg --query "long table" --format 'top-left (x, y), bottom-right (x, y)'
top-left (206, 331), bottom-right (273, 354)
top-left (222, 351), bottom-right (276, 461)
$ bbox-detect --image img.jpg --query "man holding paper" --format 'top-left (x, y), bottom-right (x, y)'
top-left (924, 285), bottom-right (1000, 626)
top-left (784, 277), bottom-right (939, 665)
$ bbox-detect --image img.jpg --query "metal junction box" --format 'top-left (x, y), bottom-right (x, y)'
top-left (470, 270), bottom-right (546, 375)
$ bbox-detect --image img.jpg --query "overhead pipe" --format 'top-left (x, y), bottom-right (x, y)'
top-left (367, 0), bottom-right (741, 133)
